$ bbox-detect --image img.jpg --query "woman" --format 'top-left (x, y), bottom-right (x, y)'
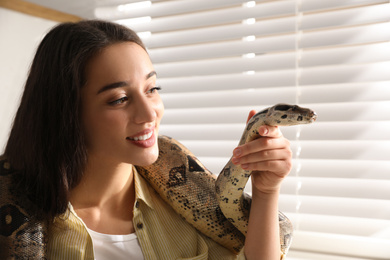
top-left (2, 20), bottom-right (292, 259)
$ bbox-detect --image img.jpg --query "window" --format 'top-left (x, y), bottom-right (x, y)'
top-left (96, 0), bottom-right (390, 258)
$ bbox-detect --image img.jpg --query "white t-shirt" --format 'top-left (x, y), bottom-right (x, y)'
top-left (87, 228), bottom-right (144, 260)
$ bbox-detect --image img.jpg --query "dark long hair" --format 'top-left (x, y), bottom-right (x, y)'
top-left (4, 20), bottom-right (145, 219)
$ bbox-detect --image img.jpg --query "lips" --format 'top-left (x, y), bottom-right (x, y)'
top-left (126, 128), bottom-right (156, 148)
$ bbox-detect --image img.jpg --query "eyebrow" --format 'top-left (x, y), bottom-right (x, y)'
top-left (97, 70), bottom-right (157, 94)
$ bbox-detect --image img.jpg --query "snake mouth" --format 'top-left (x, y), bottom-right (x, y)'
top-left (311, 112), bottom-right (318, 122)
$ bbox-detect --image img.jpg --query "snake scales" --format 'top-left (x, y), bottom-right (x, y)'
top-left (0, 103), bottom-right (316, 258)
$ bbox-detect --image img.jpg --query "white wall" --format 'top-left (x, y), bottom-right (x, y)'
top-left (0, 7), bottom-right (57, 152)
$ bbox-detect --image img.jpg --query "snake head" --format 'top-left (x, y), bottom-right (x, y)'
top-left (264, 103), bottom-right (317, 126)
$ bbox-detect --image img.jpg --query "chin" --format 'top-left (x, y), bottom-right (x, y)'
top-left (134, 147), bottom-right (159, 167)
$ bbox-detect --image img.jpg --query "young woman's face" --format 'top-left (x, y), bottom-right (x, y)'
top-left (81, 42), bottom-right (164, 166)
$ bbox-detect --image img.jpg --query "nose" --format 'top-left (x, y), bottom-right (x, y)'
top-left (133, 95), bottom-right (157, 124)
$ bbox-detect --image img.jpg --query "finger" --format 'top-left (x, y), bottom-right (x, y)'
top-left (233, 148), bottom-right (292, 166)
top-left (233, 136), bottom-right (290, 158)
top-left (241, 160), bottom-right (292, 177)
top-left (257, 125), bottom-right (283, 138)
top-left (246, 110), bottom-right (257, 124)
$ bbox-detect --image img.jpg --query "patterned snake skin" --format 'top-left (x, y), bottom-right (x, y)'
top-left (0, 160), bottom-right (48, 259)
top-left (0, 103), bottom-right (316, 258)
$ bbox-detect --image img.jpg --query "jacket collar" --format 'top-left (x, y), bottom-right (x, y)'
top-left (133, 166), bottom-right (155, 210)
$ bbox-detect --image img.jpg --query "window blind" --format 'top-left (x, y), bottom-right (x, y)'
top-left (95, 1), bottom-right (390, 259)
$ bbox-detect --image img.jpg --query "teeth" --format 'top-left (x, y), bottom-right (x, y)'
top-left (131, 131), bottom-right (153, 141)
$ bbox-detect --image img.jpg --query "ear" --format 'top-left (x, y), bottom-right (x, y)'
top-left (246, 110), bottom-right (257, 124)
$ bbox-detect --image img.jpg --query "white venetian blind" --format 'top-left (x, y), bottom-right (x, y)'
top-left (95, 1), bottom-right (390, 259)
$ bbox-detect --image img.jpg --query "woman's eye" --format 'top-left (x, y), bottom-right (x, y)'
top-left (147, 86), bottom-right (161, 94)
top-left (109, 96), bottom-right (128, 105)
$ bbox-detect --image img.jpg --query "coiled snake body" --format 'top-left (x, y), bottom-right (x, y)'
top-left (0, 103), bottom-right (316, 258)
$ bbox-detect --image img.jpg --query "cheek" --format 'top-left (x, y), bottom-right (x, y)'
top-left (156, 98), bottom-right (165, 124)
top-left (83, 109), bottom-right (127, 146)
top-left (99, 112), bottom-right (127, 134)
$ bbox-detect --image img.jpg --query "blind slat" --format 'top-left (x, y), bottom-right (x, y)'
top-left (281, 177), bottom-right (390, 200)
top-left (301, 62), bottom-right (390, 85)
top-left (301, 0), bottom-right (388, 12)
top-left (299, 82), bottom-right (390, 103)
top-left (120, 1), bottom-right (296, 33)
top-left (288, 250), bottom-right (375, 260)
top-left (154, 53), bottom-right (296, 77)
top-left (96, 0), bottom-right (165, 6)
top-left (156, 59), bottom-right (390, 79)
top-left (161, 87), bottom-right (297, 108)
top-left (279, 195), bottom-right (390, 219)
top-left (291, 159), bottom-right (390, 180)
top-left (307, 101), bottom-right (390, 122)
top-left (301, 22), bottom-right (390, 49)
top-left (300, 42), bottom-right (390, 67)
top-left (96, 0), bottom-right (246, 20)
top-left (301, 3), bottom-right (390, 30)
top-left (158, 72), bottom-right (296, 93)
top-left (293, 140), bottom-right (390, 160)
top-left (284, 213), bottom-right (390, 237)
top-left (290, 230), bottom-right (390, 259)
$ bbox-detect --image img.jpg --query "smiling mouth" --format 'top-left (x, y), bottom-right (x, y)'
top-left (127, 130), bottom-right (154, 141)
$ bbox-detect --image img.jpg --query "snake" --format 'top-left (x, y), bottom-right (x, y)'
top-left (0, 103), bottom-right (317, 258)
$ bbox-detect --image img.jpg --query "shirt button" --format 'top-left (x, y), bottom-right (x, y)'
top-left (137, 223), bottom-right (144, 229)
top-left (137, 223), bottom-right (143, 229)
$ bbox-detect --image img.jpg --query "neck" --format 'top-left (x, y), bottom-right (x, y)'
top-left (70, 155), bottom-right (134, 209)
top-left (69, 154), bottom-right (137, 234)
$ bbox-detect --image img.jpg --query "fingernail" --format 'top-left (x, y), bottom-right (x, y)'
top-left (261, 127), bottom-right (268, 135)
top-left (241, 163), bottom-right (249, 169)
top-left (233, 148), bottom-right (242, 157)
top-left (232, 157), bottom-right (240, 164)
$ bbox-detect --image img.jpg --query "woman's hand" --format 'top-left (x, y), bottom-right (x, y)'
top-left (232, 110), bottom-right (292, 194)
top-left (236, 110), bottom-right (292, 259)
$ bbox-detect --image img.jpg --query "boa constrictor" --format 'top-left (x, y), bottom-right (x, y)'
top-left (0, 103), bottom-right (316, 258)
